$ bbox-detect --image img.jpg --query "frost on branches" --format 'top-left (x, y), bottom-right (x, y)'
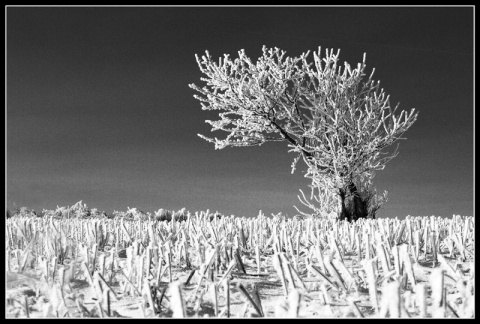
top-left (189, 46), bottom-right (418, 221)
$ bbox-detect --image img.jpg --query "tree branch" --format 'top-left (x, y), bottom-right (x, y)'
top-left (270, 120), bottom-right (328, 172)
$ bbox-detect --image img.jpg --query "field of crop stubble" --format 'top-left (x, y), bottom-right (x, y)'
top-left (5, 204), bottom-right (474, 318)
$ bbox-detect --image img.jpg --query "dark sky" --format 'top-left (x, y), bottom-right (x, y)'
top-left (6, 6), bottom-right (474, 218)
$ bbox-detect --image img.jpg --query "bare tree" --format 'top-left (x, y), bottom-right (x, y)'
top-left (189, 46), bottom-right (418, 221)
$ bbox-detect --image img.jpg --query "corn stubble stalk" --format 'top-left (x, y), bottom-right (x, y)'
top-left (170, 281), bottom-right (186, 318)
top-left (377, 280), bottom-right (404, 318)
top-left (272, 253), bottom-right (289, 297)
top-left (377, 242), bottom-right (390, 273)
top-left (141, 279), bottom-right (155, 316)
top-left (224, 279), bottom-right (231, 318)
top-left (237, 282), bottom-right (264, 317)
top-left (415, 283), bottom-right (427, 317)
top-left (437, 253), bottom-right (459, 282)
top-left (212, 282), bottom-right (219, 316)
top-left (184, 268), bottom-right (196, 286)
top-left (331, 258), bottom-right (356, 291)
top-left (255, 245), bottom-right (261, 274)
top-left (234, 247), bottom-right (246, 274)
top-left (392, 245), bottom-right (401, 277)
top-left (24, 295), bottom-right (30, 318)
top-left (287, 289), bottom-right (302, 318)
top-left (279, 253), bottom-right (298, 290)
top-left (431, 268), bottom-right (446, 318)
top-left (362, 257), bottom-right (379, 313)
top-left (324, 254), bottom-right (346, 290)
top-left (355, 233), bottom-right (362, 262)
top-left (121, 268), bottom-right (142, 297)
top-left (219, 259), bottom-right (236, 285)
top-left (251, 284), bottom-right (264, 317)
top-left (349, 299), bottom-right (364, 318)
top-left (307, 263), bottom-right (337, 289)
top-left (400, 244), bottom-right (416, 289)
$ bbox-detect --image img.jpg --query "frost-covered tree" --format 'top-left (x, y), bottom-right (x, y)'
top-left (189, 46), bottom-right (418, 221)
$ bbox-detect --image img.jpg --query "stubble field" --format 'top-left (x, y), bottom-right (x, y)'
top-left (5, 204), bottom-right (474, 318)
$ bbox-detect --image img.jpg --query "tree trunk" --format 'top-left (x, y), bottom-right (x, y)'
top-left (348, 182), bottom-right (368, 221)
top-left (337, 188), bottom-right (350, 222)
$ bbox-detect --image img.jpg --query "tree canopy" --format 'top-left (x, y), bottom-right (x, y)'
top-left (190, 46), bottom-right (418, 220)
